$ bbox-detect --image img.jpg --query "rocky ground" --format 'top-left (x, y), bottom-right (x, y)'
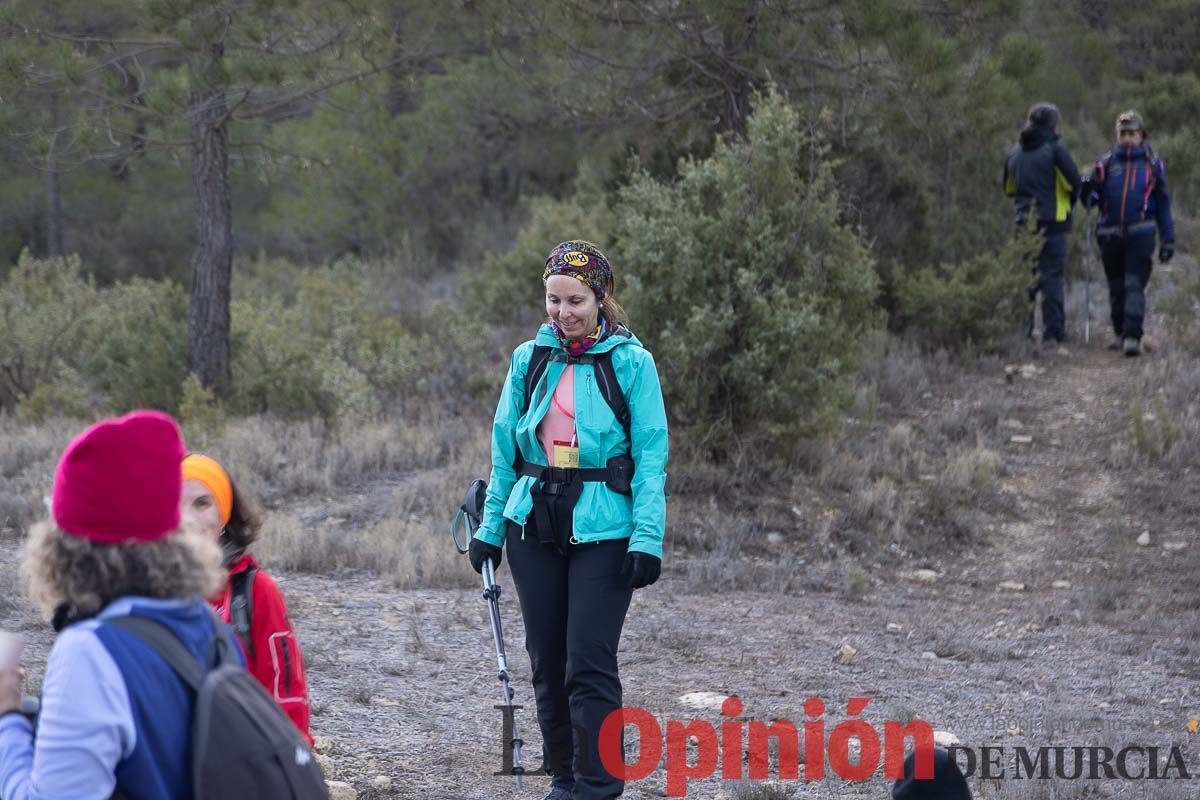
top-left (1, 337), bottom-right (1197, 800)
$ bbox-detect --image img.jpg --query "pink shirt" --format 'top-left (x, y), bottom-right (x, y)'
top-left (538, 365), bottom-right (576, 466)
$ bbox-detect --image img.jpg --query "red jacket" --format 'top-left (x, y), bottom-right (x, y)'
top-left (210, 553), bottom-right (312, 745)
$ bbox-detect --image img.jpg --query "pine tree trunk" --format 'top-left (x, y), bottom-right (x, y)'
top-left (720, 1), bottom-right (764, 139)
top-left (187, 42), bottom-right (233, 390)
top-left (45, 95), bottom-right (63, 258)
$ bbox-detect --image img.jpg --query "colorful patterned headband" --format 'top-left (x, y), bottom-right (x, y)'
top-left (543, 240), bottom-right (612, 300)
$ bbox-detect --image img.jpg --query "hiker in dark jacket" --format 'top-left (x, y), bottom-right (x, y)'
top-left (892, 747), bottom-right (973, 799)
top-left (0, 411), bottom-right (233, 800)
top-left (1081, 110), bottom-right (1175, 356)
top-left (1004, 102), bottom-right (1082, 343)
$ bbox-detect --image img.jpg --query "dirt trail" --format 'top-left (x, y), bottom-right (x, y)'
top-left (292, 342), bottom-right (1196, 799)
top-left (0, 343), bottom-right (1196, 800)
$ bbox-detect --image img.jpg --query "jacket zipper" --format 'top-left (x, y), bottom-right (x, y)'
top-left (1118, 149), bottom-right (1132, 228)
top-left (282, 638), bottom-right (293, 695)
top-left (570, 372), bottom-right (593, 546)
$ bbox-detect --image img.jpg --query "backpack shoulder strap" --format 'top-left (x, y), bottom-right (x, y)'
top-left (592, 350), bottom-right (631, 437)
top-left (228, 567), bottom-right (256, 658)
top-left (109, 609), bottom-right (240, 691)
top-left (108, 615), bottom-right (205, 690)
top-left (521, 344), bottom-right (554, 418)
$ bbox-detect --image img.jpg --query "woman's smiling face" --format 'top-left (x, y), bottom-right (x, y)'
top-left (545, 274), bottom-right (600, 341)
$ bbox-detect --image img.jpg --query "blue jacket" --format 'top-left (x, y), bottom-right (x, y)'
top-left (474, 324), bottom-right (669, 558)
top-left (1082, 145), bottom-right (1175, 243)
top-left (0, 596), bottom-right (242, 800)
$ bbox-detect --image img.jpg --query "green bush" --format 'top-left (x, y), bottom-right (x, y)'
top-left (615, 89), bottom-right (881, 454)
top-left (231, 256), bottom-right (497, 421)
top-left (84, 278), bottom-right (189, 413)
top-left (893, 226), bottom-right (1041, 352)
top-left (0, 251), bottom-right (98, 411)
top-left (229, 296), bottom-right (336, 419)
top-left (468, 163), bottom-right (613, 327)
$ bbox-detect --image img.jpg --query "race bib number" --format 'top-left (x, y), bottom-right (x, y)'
top-left (553, 440), bottom-right (580, 468)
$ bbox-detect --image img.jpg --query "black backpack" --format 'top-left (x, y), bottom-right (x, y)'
top-left (228, 565), bottom-right (257, 657)
top-left (109, 611), bottom-right (328, 800)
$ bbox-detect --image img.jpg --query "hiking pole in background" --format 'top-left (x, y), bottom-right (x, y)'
top-left (1083, 207), bottom-right (1094, 343)
top-left (452, 480), bottom-right (526, 791)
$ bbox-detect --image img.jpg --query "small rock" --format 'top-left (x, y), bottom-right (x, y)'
top-left (1055, 346), bottom-right (1069, 356)
top-left (921, 651), bottom-right (938, 660)
top-left (326, 781), bottom-right (356, 800)
top-left (312, 736), bottom-right (335, 754)
top-left (1136, 531), bottom-right (1151, 547)
top-left (371, 776), bottom-right (392, 791)
top-left (913, 569), bottom-right (939, 583)
top-left (1163, 541), bottom-right (1186, 552)
top-left (314, 753), bottom-right (333, 776)
top-left (1001, 418), bottom-right (1025, 430)
top-left (1009, 435), bottom-right (1033, 444)
top-left (934, 731), bottom-right (961, 747)
top-left (1052, 579), bottom-right (1071, 589)
top-left (886, 623), bottom-right (903, 634)
top-left (1008, 726), bottom-right (1024, 736)
top-left (836, 644), bottom-right (857, 665)
top-left (678, 691), bottom-right (728, 711)
top-left (998, 581), bottom-right (1026, 592)
top-left (766, 531), bottom-right (784, 545)
top-left (1098, 701), bottom-right (1111, 710)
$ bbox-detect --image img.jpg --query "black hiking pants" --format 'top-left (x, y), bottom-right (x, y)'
top-left (1100, 233), bottom-right (1155, 341)
top-left (1033, 230), bottom-right (1068, 342)
top-left (506, 519), bottom-right (633, 800)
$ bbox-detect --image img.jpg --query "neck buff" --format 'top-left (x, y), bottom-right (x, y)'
top-left (552, 316), bottom-right (609, 358)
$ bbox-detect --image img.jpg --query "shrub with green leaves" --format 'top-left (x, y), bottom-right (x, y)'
top-left (893, 226), bottom-right (1042, 352)
top-left (615, 89), bottom-right (881, 454)
top-left (0, 251), bottom-right (98, 412)
top-left (468, 163), bottom-right (613, 327)
top-left (231, 256), bottom-right (494, 421)
top-left (84, 278), bottom-right (189, 414)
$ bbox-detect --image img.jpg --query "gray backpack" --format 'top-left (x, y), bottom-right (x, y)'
top-left (110, 611), bottom-right (328, 800)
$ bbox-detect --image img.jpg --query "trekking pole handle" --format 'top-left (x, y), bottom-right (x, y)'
top-left (451, 479), bottom-right (489, 554)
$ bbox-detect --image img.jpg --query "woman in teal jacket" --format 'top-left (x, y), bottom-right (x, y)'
top-left (470, 240), bottom-right (668, 800)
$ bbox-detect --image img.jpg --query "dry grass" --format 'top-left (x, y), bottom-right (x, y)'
top-left (0, 408), bottom-right (491, 590)
top-left (0, 332), bottom-right (1023, 594)
top-left (0, 415), bottom-right (78, 535)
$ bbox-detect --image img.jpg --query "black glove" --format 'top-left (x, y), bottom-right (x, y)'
top-left (1160, 243), bottom-right (1174, 263)
top-left (621, 552), bottom-right (661, 589)
top-left (468, 538), bottom-right (503, 574)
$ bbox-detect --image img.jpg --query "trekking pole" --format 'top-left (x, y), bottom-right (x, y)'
top-left (1084, 207), bottom-right (1094, 344)
top-left (451, 480), bottom-right (526, 790)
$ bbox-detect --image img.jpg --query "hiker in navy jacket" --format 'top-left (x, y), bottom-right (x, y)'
top-left (0, 411), bottom-right (234, 800)
top-left (1081, 110), bottom-right (1175, 356)
top-left (1004, 102), bottom-right (1082, 343)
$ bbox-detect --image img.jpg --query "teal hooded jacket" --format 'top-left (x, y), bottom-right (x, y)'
top-left (474, 324), bottom-right (669, 558)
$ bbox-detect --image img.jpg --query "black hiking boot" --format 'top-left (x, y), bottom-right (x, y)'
top-left (1123, 337), bottom-right (1141, 357)
top-left (543, 787), bottom-right (573, 800)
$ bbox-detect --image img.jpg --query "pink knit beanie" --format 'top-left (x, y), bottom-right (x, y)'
top-left (51, 410), bottom-right (186, 543)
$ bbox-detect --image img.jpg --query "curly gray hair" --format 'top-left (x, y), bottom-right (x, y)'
top-left (21, 521), bottom-right (225, 623)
